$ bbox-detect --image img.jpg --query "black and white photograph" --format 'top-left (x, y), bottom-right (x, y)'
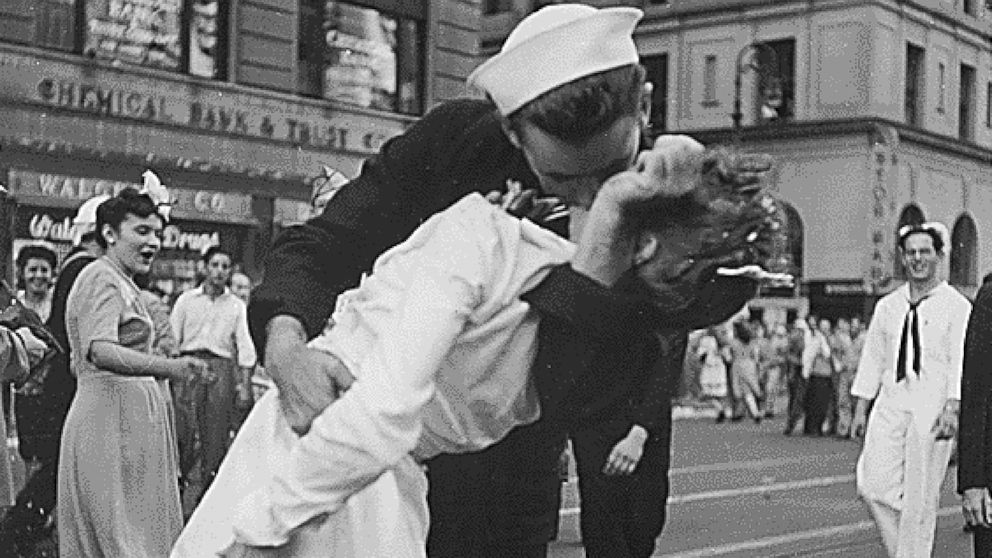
top-left (0, 1), bottom-right (989, 557)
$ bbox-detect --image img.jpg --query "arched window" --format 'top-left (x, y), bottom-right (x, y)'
top-left (950, 214), bottom-right (978, 286)
top-left (895, 204), bottom-right (926, 280)
top-left (782, 202), bottom-right (804, 280)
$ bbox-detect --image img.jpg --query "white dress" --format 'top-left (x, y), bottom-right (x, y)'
top-left (171, 194), bottom-right (574, 558)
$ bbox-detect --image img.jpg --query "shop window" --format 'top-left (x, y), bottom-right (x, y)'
top-left (905, 43), bottom-right (925, 126)
top-left (298, 0), bottom-right (425, 115)
top-left (960, 64), bottom-right (976, 141)
top-left (894, 203), bottom-right (926, 280)
top-left (950, 213), bottom-right (978, 286)
top-left (753, 38), bottom-right (795, 122)
top-left (642, 53), bottom-right (668, 132)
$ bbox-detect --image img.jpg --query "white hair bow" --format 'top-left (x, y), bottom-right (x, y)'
top-left (141, 170), bottom-right (173, 221)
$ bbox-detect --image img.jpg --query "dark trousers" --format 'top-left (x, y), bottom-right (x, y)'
top-left (172, 353), bottom-right (238, 487)
top-left (571, 421), bottom-right (671, 558)
top-left (426, 419), bottom-right (565, 558)
top-left (974, 525), bottom-right (992, 557)
top-left (784, 364), bottom-right (806, 433)
top-left (803, 376), bottom-right (833, 435)
top-left (1, 368), bottom-right (74, 545)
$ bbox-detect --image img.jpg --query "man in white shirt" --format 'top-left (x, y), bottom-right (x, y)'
top-left (850, 222), bottom-right (971, 558)
top-left (170, 246), bottom-right (257, 493)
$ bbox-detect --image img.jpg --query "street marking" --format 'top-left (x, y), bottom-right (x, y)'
top-left (565, 454), bottom-right (852, 484)
top-left (668, 454), bottom-right (849, 476)
top-left (560, 474), bottom-right (855, 517)
top-left (652, 505), bottom-right (960, 557)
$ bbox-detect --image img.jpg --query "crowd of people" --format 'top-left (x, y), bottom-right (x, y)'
top-left (0, 4), bottom-right (982, 558)
top-left (0, 181), bottom-right (266, 557)
top-left (688, 312), bottom-right (868, 437)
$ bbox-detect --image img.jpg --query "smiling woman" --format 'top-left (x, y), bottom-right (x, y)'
top-left (57, 188), bottom-right (213, 558)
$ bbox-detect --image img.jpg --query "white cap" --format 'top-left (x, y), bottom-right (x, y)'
top-left (72, 194), bottom-right (110, 246)
top-left (468, 4), bottom-right (642, 116)
top-left (73, 194), bottom-right (110, 227)
top-left (898, 221), bottom-right (950, 251)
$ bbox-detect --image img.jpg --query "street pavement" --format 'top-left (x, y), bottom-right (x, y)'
top-left (550, 415), bottom-right (972, 557)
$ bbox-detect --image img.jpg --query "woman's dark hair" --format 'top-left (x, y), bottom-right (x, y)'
top-left (623, 192), bottom-right (710, 236)
top-left (16, 245), bottom-right (57, 272)
top-left (95, 188), bottom-right (163, 249)
top-left (506, 64), bottom-right (645, 144)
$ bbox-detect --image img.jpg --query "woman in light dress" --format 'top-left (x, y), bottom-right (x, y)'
top-left (57, 189), bottom-right (210, 557)
top-left (696, 326), bottom-right (730, 420)
top-left (728, 321), bottom-right (764, 423)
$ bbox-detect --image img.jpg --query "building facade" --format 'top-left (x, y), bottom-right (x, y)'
top-left (483, 0), bottom-right (992, 322)
top-left (0, 0), bottom-right (481, 297)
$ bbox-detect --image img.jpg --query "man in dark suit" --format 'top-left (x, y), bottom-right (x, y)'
top-left (960, 273), bottom-right (992, 556)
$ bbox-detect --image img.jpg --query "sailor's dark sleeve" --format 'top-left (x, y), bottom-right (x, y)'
top-left (958, 282), bottom-right (992, 493)
top-left (248, 100), bottom-right (494, 350)
top-left (629, 331), bottom-right (686, 437)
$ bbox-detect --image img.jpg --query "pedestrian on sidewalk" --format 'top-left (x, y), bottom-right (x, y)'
top-left (697, 326), bottom-right (730, 420)
top-left (802, 318), bottom-right (834, 436)
top-left (783, 311), bottom-right (808, 435)
top-left (728, 320), bottom-right (764, 423)
top-left (170, 246), bottom-right (257, 496)
top-left (762, 322), bottom-right (788, 418)
top-left (828, 317), bottom-right (853, 437)
top-left (851, 222), bottom-right (970, 558)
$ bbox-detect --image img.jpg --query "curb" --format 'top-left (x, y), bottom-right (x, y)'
top-left (672, 405), bottom-right (720, 420)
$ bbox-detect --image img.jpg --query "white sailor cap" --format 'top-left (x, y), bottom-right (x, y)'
top-left (468, 4), bottom-right (643, 116)
top-left (898, 221), bottom-right (950, 251)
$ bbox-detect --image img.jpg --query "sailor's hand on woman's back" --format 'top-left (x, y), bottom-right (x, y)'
top-left (265, 315), bottom-right (356, 436)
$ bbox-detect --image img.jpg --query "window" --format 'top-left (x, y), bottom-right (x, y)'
top-left (188, 0), bottom-right (229, 79)
top-left (937, 62), bottom-right (947, 113)
top-left (82, 0), bottom-right (229, 77)
top-left (951, 214), bottom-right (978, 286)
top-left (986, 82), bottom-right (991, 128)
top-left (965, 0), bottom-right (977, 16)
top-left (0, 1), bottom-right (229, 78)
top-left (298, 1), bottom-right (424, 115)
top-left (703, 55), bottom-right (717, 104)
top-left (0, 0), bottom-right (81, 52)
top-left (642, 53), bottom-right (668, 132)
top-left (905, 44), bottom-right (925, 126)
top-left (960, 63), bottom-right (976, 141)
top-left (754, 38), bottom-right (795, 122)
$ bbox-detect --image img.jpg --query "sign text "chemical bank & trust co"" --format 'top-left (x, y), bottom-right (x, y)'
top-left (35, 78), bottom-right (392, 154)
